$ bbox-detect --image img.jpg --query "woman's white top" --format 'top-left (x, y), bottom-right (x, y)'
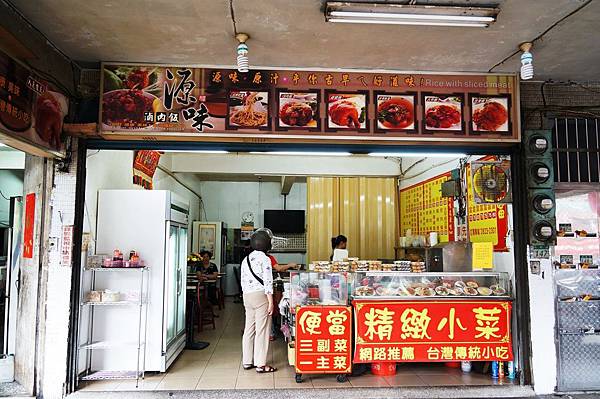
top-left (241, 250), bottom-right (273, 295)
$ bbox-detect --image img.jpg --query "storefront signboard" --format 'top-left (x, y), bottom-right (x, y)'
top-left (0, 49), bottom-right (69, 156)
top-left (353, 300), bottom-right (513, 363)
top-left (100, 64), bottom-right (519, 144)
top-left (295, 306), bottom-right (352, 374)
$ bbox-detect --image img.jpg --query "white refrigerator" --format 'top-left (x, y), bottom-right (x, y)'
top-left (95, 190), bottom-right (188, 372)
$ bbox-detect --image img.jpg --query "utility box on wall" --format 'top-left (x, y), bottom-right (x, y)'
top-left (524, 130), bottom-right (556, 245)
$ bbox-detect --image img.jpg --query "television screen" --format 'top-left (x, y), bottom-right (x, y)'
top-left (264, 210), bottom-right (305, 233)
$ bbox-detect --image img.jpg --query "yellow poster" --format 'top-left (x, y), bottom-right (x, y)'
top-left (472, 242), bottom-right (494, 270)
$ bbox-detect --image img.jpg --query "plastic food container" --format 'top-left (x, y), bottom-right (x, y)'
top-left (371, 362), bottom-right (397, 376)
top-left (102, 290), bottom-right (121, 302)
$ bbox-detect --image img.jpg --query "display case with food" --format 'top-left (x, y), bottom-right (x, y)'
top-left (422, 94), bottom-right (464, 133)
top-left (375, 93), bottom-right (416, 133)
top-left (470, 95), bottom-right (510, 134)
top-left (290, 271), bottom-right (349, 307)
top-left (351, 272), bottom-right (511, 299)
top-left (325, 91), bottom-right (368, 131)
top-left (276, 90), bottom-right (319, 130)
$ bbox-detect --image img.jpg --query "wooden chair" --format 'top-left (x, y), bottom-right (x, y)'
top-left (197, 284), bottom-right (215, 331)
top-left (216, 274), bottom-right (226, 310)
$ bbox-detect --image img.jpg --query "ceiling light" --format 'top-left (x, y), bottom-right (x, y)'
top-left (235, 33), bottom-right (249, 73)
top-left (0, 143), bottom-right (6, 147)
top-left (249, 151), bottom-right (352, 157)
top-left (368, 152), bottom-right (467, 158)
top-left (325, 2), bottom-right (498, 28)
top-left (520, 42), bottom-right (534, 80)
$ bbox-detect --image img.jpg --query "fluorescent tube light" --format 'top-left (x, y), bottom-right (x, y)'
top-left (249, 151), bottom-right (351, 157)
top-left (161, 150), bottom-right (229, 154)
top-left (326, 2), bottom-right (498, 28)
top-left (0, 143), bottom-right (6, 147)
top-left (368, 152), bottom-right (467, 158)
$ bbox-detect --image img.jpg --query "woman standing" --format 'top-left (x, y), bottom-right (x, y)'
top-left (241, 230), bottom-right (277, 373)
top-left (330, 234), bottom-right (348, 261)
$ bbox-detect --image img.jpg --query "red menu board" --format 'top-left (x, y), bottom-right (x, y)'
top-left (295, 306), bottom-right (352, 374)
top-left (23, 193), bottom-right (35, 259)
top-left (353, 300), bottom-right (513, 363)
top-left (100, 64), bottom-right (519, 144)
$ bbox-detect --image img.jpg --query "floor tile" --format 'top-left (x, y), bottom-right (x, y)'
top-left (349, 375), bottom-right (390, 387)
top-left (203, 367), bottom-right (239, 379)
top-left (385, 374), bottom-right (426, 386)
top-left (156, 377), bottom-right (200, 390)
top-left (196, 376), bottom-right (237, 390)
top-left (236, 374), bottom-right (275, 389)
top-left (310, 375), bottom-right (352, 388)
top-left (79, 381), bottom-right (122, 391)
top-left (456, 373), bottom-right (495, 385)
top-left (114, 379), bottom-right (162, 391)
top-left (274, 377), bottom-right (312, 389)
top-left (418, 374), bottom-right (464, 386)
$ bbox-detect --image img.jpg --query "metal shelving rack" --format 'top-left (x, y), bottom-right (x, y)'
top-left (77, 265), bottom-right (149, 387)
top-left (554, 268), bottom-right (600, 391)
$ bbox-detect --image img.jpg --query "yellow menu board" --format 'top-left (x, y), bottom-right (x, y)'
top-left (400, 172), bottom-right (455, 242)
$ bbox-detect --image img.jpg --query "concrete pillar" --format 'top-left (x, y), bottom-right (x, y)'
top-left (14, 155), bottom-right (53, 394)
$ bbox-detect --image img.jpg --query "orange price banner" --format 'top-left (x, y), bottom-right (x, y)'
top-left (295, 306), bottom-right (352, 374)
top-left (353, 300), bottom-right (513, 363)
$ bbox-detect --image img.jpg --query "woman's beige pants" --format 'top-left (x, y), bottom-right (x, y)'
top-left (242, 291), bottom-right (271, 367)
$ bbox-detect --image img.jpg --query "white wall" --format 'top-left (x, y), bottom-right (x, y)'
top-left (198, 180), bottom-right (306, 228)
top-left (0, 169), bottom-right (24, 226)
top-left (0, 150), bottom-right (25, 169)
top-left (84, 150), bottom-right (200, 252)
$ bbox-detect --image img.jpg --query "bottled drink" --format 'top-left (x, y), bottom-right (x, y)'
top-left (491, 361), bottom-right (499, 378)
top-left (461, 361), bottom-right (472, 373)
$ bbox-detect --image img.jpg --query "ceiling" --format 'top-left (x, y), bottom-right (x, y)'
top-left (8, 0), bottom-right (600, 81)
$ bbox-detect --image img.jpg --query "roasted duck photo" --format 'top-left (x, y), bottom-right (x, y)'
top-left (328, 95), bottom-right (366, 129)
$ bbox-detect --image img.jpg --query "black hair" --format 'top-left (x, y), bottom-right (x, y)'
top-left (199, 250), bottom-right (213, 258)
top-left (331, 235), bottom-right (347, 250)
top-left (251, 230), bottom-right (272, 253)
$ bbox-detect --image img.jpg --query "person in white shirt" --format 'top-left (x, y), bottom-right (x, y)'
top-left (241, 230), bottom-right (276, 373)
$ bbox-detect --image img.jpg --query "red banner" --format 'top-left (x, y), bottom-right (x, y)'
top-left (23, 193), bottom-right (35, 259)
top-left (133, 150), bottom-right (161, 189)
top-left (295, 306), bottom-right (352, 374)
top-left (353, 300), bottom-right (512, 363)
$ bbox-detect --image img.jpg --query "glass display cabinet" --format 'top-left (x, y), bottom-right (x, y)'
top-left (350, 272), bottom-right (511, 299)
top-left (290, 271), bottom-right (349, 307)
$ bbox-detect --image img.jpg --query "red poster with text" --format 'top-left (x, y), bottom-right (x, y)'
top-left (353, 300), bottom-right (512, 363)
top-left (295, 306), bottom-right (352, 374)
top-left (23, 193), bottom-right (35, 259)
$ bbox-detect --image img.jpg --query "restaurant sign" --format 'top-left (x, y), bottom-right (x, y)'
top-left (0, 49), bottom-right (68, 155)
top-left (295, 306), bottom-right (352, 374)
top-left (353, 300), bottom-right (513, 363)
top-left (101, 64), bottom-right (519, 144)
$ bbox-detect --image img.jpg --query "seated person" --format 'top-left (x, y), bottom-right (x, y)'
top-left (196, 250), bottom-right (219, 305)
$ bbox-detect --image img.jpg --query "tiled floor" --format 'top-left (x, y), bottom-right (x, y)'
top-left (79, 298), bottom-right (511, 392)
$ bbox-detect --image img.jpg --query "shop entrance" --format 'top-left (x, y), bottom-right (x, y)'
top-left (74, 147), bottom-right (526, 393)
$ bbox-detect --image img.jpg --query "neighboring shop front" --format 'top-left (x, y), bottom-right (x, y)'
top-left (0, 47), bottom-right (72, 397)
top-left (66, 64), bottom-right (534, 395)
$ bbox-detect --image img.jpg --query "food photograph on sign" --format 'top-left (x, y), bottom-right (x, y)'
top-left (423, 94), bottom-right (463, 132)
top-left (471, 95), bottom-right (510, 133)
top-left (277, 91), bottom-right (319, 129)
top-left (326, 91), bottom-right (367, 131)
top-left (102, 66), bottom-right (161, 130)
top-left (376, 93), bottom-right (416, 132)
top-left (227, 90), bottom-right (269, 129)
top-left (0, 49), bottom-right (68, 153)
